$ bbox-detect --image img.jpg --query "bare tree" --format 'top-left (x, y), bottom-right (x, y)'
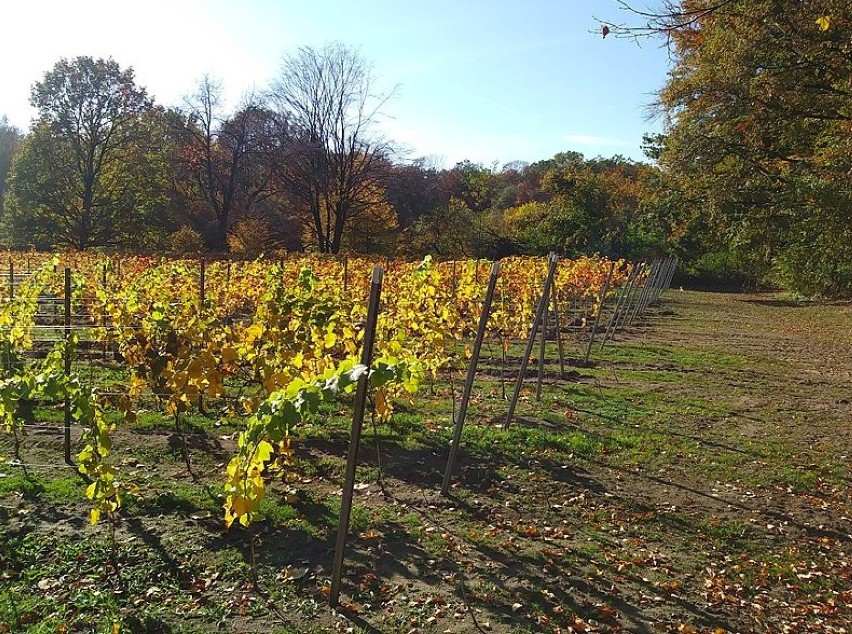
top-left (270, 43), bottom-right (394, 253)
top-left (597, 0), bottom-right (738, 43)
top-left (179, 77), bottom-right (281, 250)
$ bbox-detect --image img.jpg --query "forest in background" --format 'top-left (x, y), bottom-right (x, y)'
top-left (1, 1), bottom-right (851, 296)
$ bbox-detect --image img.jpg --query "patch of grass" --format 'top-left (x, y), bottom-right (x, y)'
top-left (0, 470), bottom-right (46, 498)
top-left (694, 516), bottom-right (755, 543)
top-left (259, 492), bottom-right (299, 525)
top-left (131, 409), bottom-right (212, 435)
top-left (42, 473), bottom-right (86, 503)
top-left (297, 454), bottom-right (343, 481)
top-left (599, 342), bottom-right (748, 372)
top-left (0, 531), bottom-right (225, 633)
top-left (130, 478), bottom-right (219, 516)
top-left (0, 469), bottom-right (83, 503)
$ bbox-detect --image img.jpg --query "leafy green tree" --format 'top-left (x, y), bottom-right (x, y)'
top-left (399, 199), bottom-right (478, 258)
top-left (7, 57), bottom-right (153, 249)
top-left (446, 160), bottom-right (495, 213)
top-left (0, 117), bottom-right (22, 224)
top-left (491, 152), bottom-right (666, 258)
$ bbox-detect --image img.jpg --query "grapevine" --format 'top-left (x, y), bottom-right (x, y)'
top-left (1, 251), bottom-right (628, 533)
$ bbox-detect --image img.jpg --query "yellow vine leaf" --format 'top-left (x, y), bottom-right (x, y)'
top-left (245, 323), bottom-right (263, 344)
top-left (324, 331), bottom-right (337, 348)
top-left (816, 15), bottom-right (830, 31)
top-left (255, 440), bottom-right (274, 464)
top-left (374, 388), bottom-right (391, 420)
top-left (230, 494), bottom-right (251, 516)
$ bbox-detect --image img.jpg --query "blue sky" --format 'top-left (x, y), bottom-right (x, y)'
top-left (0, 0), bottom-right (671, 166)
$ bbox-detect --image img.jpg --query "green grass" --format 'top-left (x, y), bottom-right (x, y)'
top-left (130, 478), bottom-right (221, 516)
top-left (597, 342), bottom-right (748, 371)
top-left (0, 470), bottom-right (84, 503)
top-left (0, 531), bottom-right (227, 634)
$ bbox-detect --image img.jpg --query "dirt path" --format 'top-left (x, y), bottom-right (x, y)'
top-left (639, 291), bottom-right (852, 451)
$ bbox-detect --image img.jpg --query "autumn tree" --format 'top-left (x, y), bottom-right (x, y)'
top-left (399, 198), bottom-right (479, 258)
top-left (270, 43), bottom-right (393, 254)
top-left (598, 0), bottom-right (737, 42)
top-left (493, 153), bottom-right (663, 257)
top-left (384, 157), bottom-right (450, 228)
top-left (177, 77), bottom-right (284, 250)
top-left (654, 1), bottom-right (852, 293)
top-left (6, 57), bottom-right (156, 249)
top-left (445, 160), bottom-right (495, 213)
top-left (337, 180), bottom-right (399, 254)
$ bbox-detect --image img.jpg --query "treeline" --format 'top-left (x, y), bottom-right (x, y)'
top-left (0, 46), bottom-right (675, 265)
top-left (3, 3), bottom-right (852, 299)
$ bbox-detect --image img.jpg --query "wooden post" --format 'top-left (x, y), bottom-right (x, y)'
top-left (663, 257), bottom-right (678, 293)
top-left (583, 262), bottom-right (615, 364)
top-left (441, 262), bottom-right (500, 495)
top-left (8, 259), bottom-right (13, 301)
top-left (102, 262), bottom-right (108, 360)
top-left (198, 258), bottom-right (206, 412)
top-left (343, 255), bottom-right (349, 294)
top-left (657, 256), bottom-right (677, 300)
top-left (669, 257), bottom-right (679, 290)
top-left (629, 259), bottom-right (658, 326)
top-left (64, 268), bottom-right (73, 465)
top-left (652, 257), bottom-right (670, 303)
top-left (651, 258), bottom-right (666, 302)
top-left (616, 262), bottom-right (644, 333)
top-left (656, 257), bottom-right (672, 301)
top-left (535, 283), bottom-right (549, 401)
top-left (330, 267), bottom-right (384, 608)
top-left (634, 259), bottom-right (658, 319)
top-left (504, 253), bottom-right (558, 430)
